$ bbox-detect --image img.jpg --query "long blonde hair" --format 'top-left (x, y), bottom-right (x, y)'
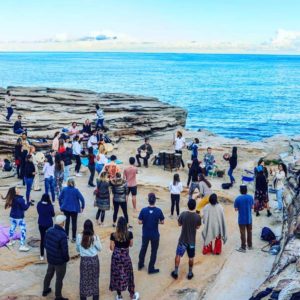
top-left (99, 171), bottom-right (108, 182)
top-left (2, 187), bottom-right (17, 209)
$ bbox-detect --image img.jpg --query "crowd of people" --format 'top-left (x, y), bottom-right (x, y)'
top-left (1, 94), bottom-right (288, 300)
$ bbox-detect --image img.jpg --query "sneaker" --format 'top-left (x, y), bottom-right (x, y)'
top-left (171, 271), bottom-right (178, 279)
top-left (112, 223), bottom-right (116, 228)
top-left (71, 238), bottom-right (76, 243)
top-left (247, 246), bottom-right (254, 250)
top-left (138, 264), bottom-right (144, 271)
top-left (19, 245), bottom-right (30, 252)
top-left (131, 292), bottom-right (140, 300)
top-left (187, 272), bottom-right (194, 280)
top-left (7, 240), bottom-right (16, 247)
top-left (128, 225), bottom-right (133, 229)
top-left (42, 287), bottom-right (52, 297)
top-left (256, 212), bottom-right (260, 217)
top-left (75, 173), bottom-right (82, 177)
top-left (40, 256), bottom-right (44, 261)
top-left (267, 211), bottom-right (272, 217)
top-left (236, 247), bottom-right (246, 253)
top-left (116, 295), bottom-right (123, 300)
top-left (148, 268), bottom-right (160, 274)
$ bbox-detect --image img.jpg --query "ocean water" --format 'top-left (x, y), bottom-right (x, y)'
top-left (1, 52), bottom-right (300, 141)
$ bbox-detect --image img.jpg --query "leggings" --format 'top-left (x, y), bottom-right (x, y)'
top-left (96, 209), bottom-right (106, 223)
top-left (63, 211), bottom-right (78, 239)
top-left (171, 194), bottom-right (180, 216)
top-left (74, 155), bottom-right (81, 173)
top-left (113, 201), bottom-right (128, 223)
top-left (9, 218), bottom-right (26, 245)
top-left (39, 225), bottom-right (51, 256)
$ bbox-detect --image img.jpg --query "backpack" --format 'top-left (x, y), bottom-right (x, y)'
top-left (261, 227), bottom-right (276, 243)
top-left (222, 183), bottom-right (232, 190)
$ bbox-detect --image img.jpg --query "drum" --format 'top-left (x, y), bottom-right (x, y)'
top-left (159, 150), bottom-right (166, 166)
top-left (35, 152), bottom-right (45, 164)
top-left (104, 143), bottom-right (114, 153)
top-left (164, 151), bottom-right (175, 171)
top-left (140, 150), bottom-right (147, 158)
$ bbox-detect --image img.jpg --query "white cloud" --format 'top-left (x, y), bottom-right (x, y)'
top-left (269, 29), bottom-right (300, 49)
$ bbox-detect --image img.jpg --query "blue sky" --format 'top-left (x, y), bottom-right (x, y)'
top-left (0, 0), bottom-right (300, 53)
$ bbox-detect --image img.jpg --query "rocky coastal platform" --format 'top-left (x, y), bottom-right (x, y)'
top-left (0, 86), bottom-right (187, 153)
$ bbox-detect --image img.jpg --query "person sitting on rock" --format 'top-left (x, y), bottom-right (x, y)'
top-left (87, 130), bottom-right (99, 150)
top-left (81, 119), bottom-right (92, 137)
top-left (13, 115), bottom-right (27, 134)
top-left (68, 122), bottom-right (81, 140)
top-left (136, 137), bottom-right (153, 168)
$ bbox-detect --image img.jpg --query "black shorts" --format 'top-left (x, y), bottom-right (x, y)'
top-left (127, 186), bottom-right (137, 196)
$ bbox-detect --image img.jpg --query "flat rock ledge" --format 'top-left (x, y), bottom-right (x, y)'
top-left (0, 86), bottom-right (187, 153)
top-left (252, 139), bottom-right (300, 299)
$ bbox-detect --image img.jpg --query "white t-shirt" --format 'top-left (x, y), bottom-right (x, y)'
top-left (72, 141), bottom-right (82, 155)
top-left (96, 153), bottom-right (108, 165)
top-left (87, 135), bottom-right (98, 150)
top-left (4, 95), bottom-right (13, 108)
top-left (43, 162), bottom-right (55, 178)
top-left (169, 182), bottom-right (183, 194)
top-left (174, 137), bottom-right (186, 151)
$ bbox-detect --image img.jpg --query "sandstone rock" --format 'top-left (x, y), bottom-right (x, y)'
top-left (0, 87), bottom-right (187, 153)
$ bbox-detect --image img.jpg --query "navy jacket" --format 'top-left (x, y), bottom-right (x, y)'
top-left (10, 195), bottom-right (30, 219)
top-left (59, 186), bottom-right (85, 213)
top-left (24, 161), bottom-right (35, 178)
top-left (45, 225), bottom-right (69, 265)
top-left (37, 201), bottom-right (55, 227)
top-left (62, 147), bottom-right (73, 166)
top-left (13, 120), bottom-right (23, 133)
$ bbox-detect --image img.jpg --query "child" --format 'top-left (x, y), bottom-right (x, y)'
top-left (169, 174), bottom-right (183, 217)
top-left (2, 187), bottom-right (31, 251)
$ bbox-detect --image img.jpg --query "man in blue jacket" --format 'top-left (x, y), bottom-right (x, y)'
top-left (43, 215), bottom-right (69, 300)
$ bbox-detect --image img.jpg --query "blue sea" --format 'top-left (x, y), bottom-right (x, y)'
top-left (1, 52), bottom-right (300, 141)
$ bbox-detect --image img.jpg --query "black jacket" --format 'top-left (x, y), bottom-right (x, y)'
top-left (15, 144), bottom-right (22, 160)
top-left (138, 144), bottom-right (153, 155)
top-left (13, 120), bottom-right (23, 132)
top-left (45, 225), bottom-right (69, 265)
top-left (62, 147), bottom-right (73, 166)
top-left (24, 161), bottom-right (35, 178)
top-left (111, 179), bottom-right (128, 202)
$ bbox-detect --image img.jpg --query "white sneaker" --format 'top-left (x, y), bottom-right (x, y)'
top-left (40, 256), bottom-right (44, 261)
top-left (132, 292), bottom-right (140, 300)
top-left (75, 173), bottom-right (83, 177)
top-left (19, 245), bottom-right (30, 252)
top-left (7, 240), bottom-right (16, 247)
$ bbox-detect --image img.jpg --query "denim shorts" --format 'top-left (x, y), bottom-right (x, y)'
top-left (176, 242), bottom-right (195, 258)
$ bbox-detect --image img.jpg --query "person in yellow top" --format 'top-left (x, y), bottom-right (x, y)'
top-left (195, 175), bottom-right (212, 214)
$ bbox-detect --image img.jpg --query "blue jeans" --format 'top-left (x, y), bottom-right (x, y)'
top-left (205, 165), bottom-right (213, 176)
top-left (63, 165), bottom-right (70, 182)
top-left (6, 107), bottom-right (13, 121)
top-left (24, 177), bottom-right (34, 202)
top-left (14, 128), bottom-right (24, 134)
top-left (228, 167), bottom-right (235, 184)
top-left (9, 218), bottom-right (26, 245)
top-left (45, 176), bottom-right (55, 202)
top-left (96, 118), bottom-right (104, 129)
top-left (276, 188), bottom-right (283, 210)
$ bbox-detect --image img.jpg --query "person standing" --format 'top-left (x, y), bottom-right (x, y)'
top-left (111, 172), bottom-right (129, 227)
top-left (171, 199), bottom-right (201, 280)
top-left (136, 138), bottom-right (153, 168)
top-left (2, 187), bottom-right (31, 252)
top-left (104, 155), bottom-right (121, 179)
top-left (138, 193), bottom-right (164, 274)
top-left (202, 194), bottom-right (227, 255)
top-left (52, 132), bottom-right (60, 152)
top-left (203, 147), bottom-right (215, 176)
top-left (14, 138), bottom-right (22, 179)
top-left (187, 159), bottom-right (202, 196)
top-left (95, 104), bottom-right (105, 130)
top-left (87, 147), bottom-right (96, 187)
top-left (54, 154), bottom-right (64, 199)
top-left (43, 215), bottom-right (69, 300)
top-left (254, 170), bottom-right (272, 217)
top-left (59, 178), bottom-right (85, 242)
top-left (24, 154), bottom-right (36, 202)
top-left (72, 136), bottom-right (82, 177)
top-left (37, 194), bottom-right (55, 260)
top-left (272, 163), bottom-right (287, 212)
top-left (123, 157), bottom-right (138, 211)
top-left (5, 90), bottom-right (16, 121)
top-left (76, 219), bottom-right (102, 300)
top-left (234, 185), bottom-right (254, 253)
top-left (173, 131), bottom-right (185, 168)
top-left (110, 217), bottom-right (139, 300)
top-left (169, 174), bottom-right (183, 218)
top-left (43, 154), bottom-right (56, 203)
top-left (189, 138), bottom-right (199, 160)
top-left (195, 175), bottom-right (212, 213)
top-left (62, 140), bottom-right (73, 182)
top-left (224, 147), bottom-right (238, 185)
top-left (95, 172), bottom-right (110, 225)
